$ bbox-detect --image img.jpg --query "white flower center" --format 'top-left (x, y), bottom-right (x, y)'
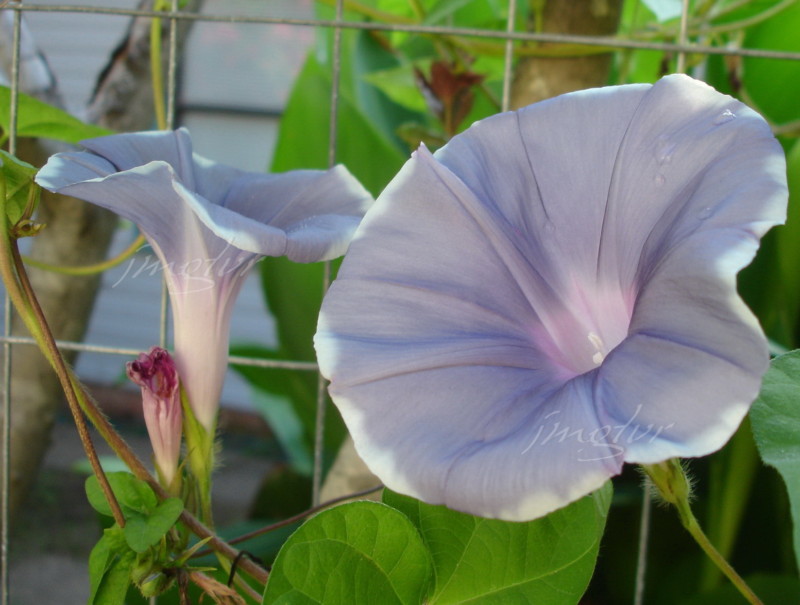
top-left (587, 331), bottom-right (606, 365)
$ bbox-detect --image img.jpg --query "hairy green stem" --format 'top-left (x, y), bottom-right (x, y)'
top-left (0, 174), bottom-right (126, 526)
top-left (1, 225), bottom-right (267, 584)
top-left (9, 242), bottom-right (127, 526)
top-left (701, 420), bottom-right (758, 590)
top-left (643, 460), bottom-right (763, 605)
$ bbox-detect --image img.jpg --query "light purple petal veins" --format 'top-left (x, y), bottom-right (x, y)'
top-left (35, 127), bottom-right (374, 432)
top-left (315, 74), bottom-right (789, 521)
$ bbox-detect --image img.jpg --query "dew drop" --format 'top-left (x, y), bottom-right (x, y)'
top-left (697, 206), bottom-right (714, 220)
top-left (543, 220), bottom-right (555, 235)
top-left (655, 139), bottom-right (676, 165)
top-left (654, 173), bottom-right (666, 186)
top-left (713, 109), bottom-right (736, 126)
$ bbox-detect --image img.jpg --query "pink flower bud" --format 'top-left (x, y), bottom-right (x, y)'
top-left (127, 347), bottom-right (182, 489)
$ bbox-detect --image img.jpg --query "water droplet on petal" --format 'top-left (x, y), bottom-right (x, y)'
top-left (543, 220), bottom-right (555, 235)
top-left (697, 206), bottom-right (714, 220)
top-left (655, 138), bottom-right (676, 165)
top-left (654, 173), bottom-right (666, 186)
top-left (713, 109), bottom-right (736, 126)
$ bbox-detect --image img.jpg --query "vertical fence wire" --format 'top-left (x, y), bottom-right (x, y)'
top-left (632, 6), bottom-right (692, 600)
top-left (0, 246), bottom-right (9, 605)
top-left (313, 0), bottom-right (345, 507)
top-left (634, 478), bottom-right (653, 605)
top-left (0, 5), bottom-right (23, 604)
top-left (676, 0), bottom-right (691, 73)
top-left (157, 1), bottom-right (178, 350)
top-left (501, 0), bottom-right (517, 113)
top-left (2, 0), bottom-right (800, 602)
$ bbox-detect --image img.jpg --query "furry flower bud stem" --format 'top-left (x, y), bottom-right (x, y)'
top-left (642, 460), bottom-right (762, 605)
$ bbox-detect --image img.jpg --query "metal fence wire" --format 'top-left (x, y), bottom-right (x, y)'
top-left (1, 0), bottom-right (800, 603)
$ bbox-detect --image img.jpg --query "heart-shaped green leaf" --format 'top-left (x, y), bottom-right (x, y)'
top-left (384, 482), bottom-right (612, 604)
top-left (123, 497), bottom-right (184, 553)
top-left (750, 349), bottom-right (800, 570)
top-left (263, 501), bottom-right (433, 604)
top-left (0, 85), bottom-right (112, 144)
top-left (0, 150), bottom-right (37, 226)
top-left (88, 526), bottom-right (135, 605)
top-left (85, 472), bottom-right (158, 518)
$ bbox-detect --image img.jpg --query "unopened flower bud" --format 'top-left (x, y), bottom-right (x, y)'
top-left (128, 347), bottom-right (182, 490)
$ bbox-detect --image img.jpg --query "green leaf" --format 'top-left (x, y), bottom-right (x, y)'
top-left (262, 501), bottom-right (433, 604)
top-left (770, 139), bottom-right (800, 343)
top-left (424, 0), bottom-right (478, 24)
top-left (230, 340), bottom-right (332, 474)
top-left (271, 53), bottom-right (406, 196)
top-left (0, 85), bottom-right (112, 144)
top-left (85, 472), bottom-right (158, 518)
top-left (0, 150), bottom-right (37, 225)
top-left (750, 350), bottom-right (800, 571)
top-left (241, 261), bottom-right (349, 465)
top-left (742, 1), bottom-right (800, 125)
top-left (124, 497), bottom-right (184, 553)
top-left (384, 482), bottom-right (612, 604)
top-left (352, 30), bottom-right (425, 152)
top-left (362, 63), bottom-right (430, 114)
top-left (88, 526), bottom-right (135, 605)
top-left (248, 385), bottom-right (313, 475)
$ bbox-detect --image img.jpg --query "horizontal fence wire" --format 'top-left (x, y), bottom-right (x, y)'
top-left (4, 2), bottom-right (800, 60)
top-left (1, 0), bottom-right (799, 602)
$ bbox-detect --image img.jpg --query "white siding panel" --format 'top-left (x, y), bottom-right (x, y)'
top-left (22, 0), bottom-right (138, 115)
top-left (182, 111), bottom-right (279, 172)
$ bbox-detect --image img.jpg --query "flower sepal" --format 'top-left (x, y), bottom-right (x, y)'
top-left (642, 458), bottom-right (693, 509)
top-left (179, 385), bottom-right (215, 523)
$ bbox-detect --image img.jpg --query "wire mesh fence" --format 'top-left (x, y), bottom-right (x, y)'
top-left (2, 0), bottom-right (800, 603)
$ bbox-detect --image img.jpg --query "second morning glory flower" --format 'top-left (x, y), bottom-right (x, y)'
top-left (36, 128), bottom-right (373, 432)
top-left (315, 75), bottom-right (788, 521)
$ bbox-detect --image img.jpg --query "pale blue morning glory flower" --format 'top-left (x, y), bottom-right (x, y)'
top-left (315, 75), bottom-right (788, 521)
top-left (36, 128), bottom-right (373, 432)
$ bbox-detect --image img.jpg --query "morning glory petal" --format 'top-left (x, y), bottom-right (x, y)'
top-left (316, 75), bottom-right (787, 521)
top-left (193, 165), bottom-right (373, 262)
top-left (33, 151), bottom-right (117, 188)
top-left (38, 162), bottom-right (215, 254)
top-left (434, 81), bottom-right (650, 287)
top-left (36, 128), bottom-right (374, 432)
top-left (597, 229), bottom-right (772, 463)
top-left (80, 127), bottom-right (196, 188)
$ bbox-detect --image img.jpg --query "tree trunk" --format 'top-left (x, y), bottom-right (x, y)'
top-left (510, 0), bottom-right (623, 109)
